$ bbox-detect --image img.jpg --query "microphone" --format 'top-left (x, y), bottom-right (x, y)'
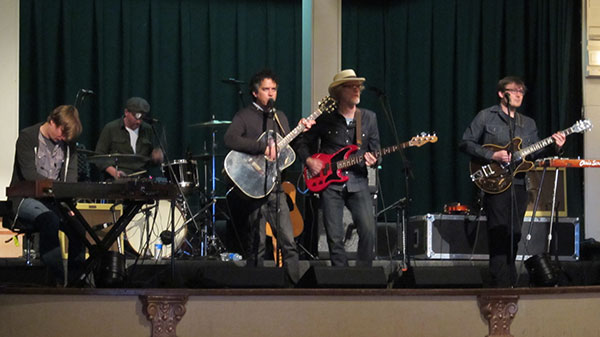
top-left (265, 98), bottom-right (276, 116)
top-left (366, 85), bottom-right (385, 96)
top-left (222, 78), bottom-right (245, 84)
top-left (80, 89), bottom-right (96, 95)
top-left (504, 92), bottom-right (511, 105)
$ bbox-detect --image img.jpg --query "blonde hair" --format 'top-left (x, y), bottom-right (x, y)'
top-left (47, 105), bottom-right (82, 142)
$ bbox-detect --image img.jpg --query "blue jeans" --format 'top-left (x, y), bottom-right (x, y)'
top-left (321, 187), bottom-right (375, 267)
top-left (17, 198), bottom-right (85, 285)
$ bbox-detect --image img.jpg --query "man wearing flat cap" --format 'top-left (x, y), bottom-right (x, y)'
top-left (297, 69), bottom-right (380, 267)
top-left (95, 97), bottom-right (163, 179)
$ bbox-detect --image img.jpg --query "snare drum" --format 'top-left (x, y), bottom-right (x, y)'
top-left (125, 200), bottom-right (187, 258)
top-left (162, 159), bottom-right (199, 188)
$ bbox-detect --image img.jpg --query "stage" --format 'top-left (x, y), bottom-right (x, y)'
top-left (2, 258), bottom-right (600, 336)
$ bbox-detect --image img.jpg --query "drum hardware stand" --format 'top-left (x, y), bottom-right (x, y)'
top-left (200, 117), bottom-right (227, 258)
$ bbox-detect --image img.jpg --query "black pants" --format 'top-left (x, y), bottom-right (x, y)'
top-left (243, 190), bottom-right (300, 284)
top-left (484, 184), bottom-right (528, 287)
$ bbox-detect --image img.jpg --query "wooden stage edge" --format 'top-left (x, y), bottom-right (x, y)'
top-left (3, 284), bottom-right (600, 296)
top-left (3, 285), bottom-right (600, 337)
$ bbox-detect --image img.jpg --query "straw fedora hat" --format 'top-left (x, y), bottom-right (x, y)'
top-left (328, 69), bottom-right (365, 95)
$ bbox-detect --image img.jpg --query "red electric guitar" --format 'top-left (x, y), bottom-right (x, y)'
top-left (303, 133), bottom-right (438, 192)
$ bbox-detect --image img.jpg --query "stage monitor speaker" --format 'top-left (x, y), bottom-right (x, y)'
top-left (192, 264), bottom-right (286, 288)
top-left (395, 266), bottom-right (483, 288)
top-left (526, 167), bottom-right (567, 217)
top-left (298, 266), bottom-right (387, 288)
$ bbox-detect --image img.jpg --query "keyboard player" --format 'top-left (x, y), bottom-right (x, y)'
top-left (8, 105), bottom-right (85, 286)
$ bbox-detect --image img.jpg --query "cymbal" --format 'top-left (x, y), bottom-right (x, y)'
top-left (87, 154), bottom-right (150, 167)
top-left (78, 148), bottom-right (99, 156)
top-left (188, 119), bottom-right (232, 128)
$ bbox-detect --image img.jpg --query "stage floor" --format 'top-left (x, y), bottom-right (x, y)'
top-left (1, 257), bottom-right (599, 289)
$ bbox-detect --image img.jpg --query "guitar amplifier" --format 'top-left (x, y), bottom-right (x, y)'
top-left (406, 213), bottom-right (580, 261)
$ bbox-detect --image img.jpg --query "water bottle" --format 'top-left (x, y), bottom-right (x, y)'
top-left (154, 243), bottom-right (163, 261)
top-left (220, 252), bottom-right (242, 261)
top-left (229, 253), bottom-right (242, 261)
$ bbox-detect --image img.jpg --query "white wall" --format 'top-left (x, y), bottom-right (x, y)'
top-left (312, 0), bottom-right (341, 109)
top-left (584, 0), bottom-right (600, 239)
top-left (0, 0), bottom-right (19, 199)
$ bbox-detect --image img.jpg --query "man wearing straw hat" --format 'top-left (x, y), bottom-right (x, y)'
top-left (297, 69), bottom-right (380, 267)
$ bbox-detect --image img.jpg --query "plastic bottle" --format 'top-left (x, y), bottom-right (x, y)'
top-left (228, 253), bottom-right (242, 261)
top-left (154, 243), bottom-right (163, 261)
top-left (220, 252), bottom-right (242, 261)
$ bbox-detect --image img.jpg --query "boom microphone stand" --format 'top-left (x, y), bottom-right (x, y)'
top-left (370, 87), bottom-right (413, 271)
top-left (147, 118), bottom-right (203, 282)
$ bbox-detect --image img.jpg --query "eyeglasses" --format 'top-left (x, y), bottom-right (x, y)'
top-left (342, 84), bottom-right (364, 90)
top-left (505, 88), bottom-right (526, 95)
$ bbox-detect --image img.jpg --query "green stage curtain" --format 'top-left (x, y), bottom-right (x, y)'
top-left (19, 0), bottom-right (302, 170)
top-left (342, 0), bottom-right (583, 221)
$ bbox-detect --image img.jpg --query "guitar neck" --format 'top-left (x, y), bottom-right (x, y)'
top-left (277, 109), bottom-right (322, 149)
top-left (337, 141), bottom-right (410, 169)
top-left (518, 126), bottom-right (574, 158)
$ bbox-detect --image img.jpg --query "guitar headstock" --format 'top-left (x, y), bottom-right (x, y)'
top-left (408, 132), bottom-right (438, 147)
top-left (570, 119), bottom-right (593, 133)
top-left (317, 96), bottom-right (337, 114)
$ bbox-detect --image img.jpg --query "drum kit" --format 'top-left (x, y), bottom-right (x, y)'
top-left (84, 117), bottom-right (232, 260)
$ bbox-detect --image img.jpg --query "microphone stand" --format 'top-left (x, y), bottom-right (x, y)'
top-left (373, 90), bottom-right (413, 271)
top-left (148, 120), bottom-right (202, 283)
top-left (507, 95), bottom-right (517, 287)
top-left (73, 89), bottom-right (96, 111)
top-left (235, 83), bottom-right (246, 109)
top-left (267, 103), bottom-right (283, 268)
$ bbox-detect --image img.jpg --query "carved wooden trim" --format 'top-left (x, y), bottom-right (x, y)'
top-left (140, 295), bottom-right (188, 337)
top-left (478, 295), bottom-right (519, 337)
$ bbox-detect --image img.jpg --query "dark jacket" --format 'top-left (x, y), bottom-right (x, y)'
top-left (8, 123), bottom-right (78, 216)
top-left (224, 104), bottom-right (292, 154)
top-left (95, 118), bottom-right (156, 174)
top-left (296, 107), bottom-right (380, 192)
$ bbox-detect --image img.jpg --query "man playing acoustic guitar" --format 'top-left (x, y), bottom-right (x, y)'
top-left (224, 69), bottom-right (314, 285)
top-left (297, 69), bottom-right (381, 267)
top-left (460, 76), bottom-right (565, 287)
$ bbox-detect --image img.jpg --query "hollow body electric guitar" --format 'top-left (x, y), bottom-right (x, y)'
top-left (469, 119), bottom-right (592, 194)
top-left (224, 96), bottom-right (336, 199)
top-left (303, 133), bottom-right (438, 193)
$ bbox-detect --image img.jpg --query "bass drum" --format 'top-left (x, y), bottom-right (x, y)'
top-left (126, 200), bottom-right (187, 258)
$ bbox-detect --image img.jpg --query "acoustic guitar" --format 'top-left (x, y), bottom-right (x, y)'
top-left (266, 181), bottom-right (303, 266)
top-left (224, 96), bottom-right (336, 199)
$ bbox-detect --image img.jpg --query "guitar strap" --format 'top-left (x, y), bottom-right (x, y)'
top-left (355, 109), bottom-right (362, 148)
top-left (274, 112), bottom-right (287, 136)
